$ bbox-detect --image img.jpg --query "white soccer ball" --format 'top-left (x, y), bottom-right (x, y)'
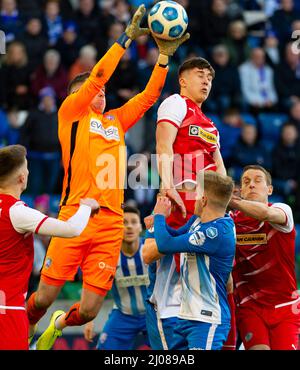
top-left (148, 1), bottom-right (188, 41)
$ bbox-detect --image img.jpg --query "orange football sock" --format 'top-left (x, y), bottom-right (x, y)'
top-left (63, 302), bottom-right (87, 327)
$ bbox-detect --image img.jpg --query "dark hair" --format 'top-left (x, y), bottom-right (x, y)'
top-left (67, 71), bottom-right (90, 94)
top-left (0, 145), bottom-right (27, 184)
top-left (178, 57), bottom-right (215, 79)
top-left (241, 165), bottom-right (272, 186)
top-left (123, 205), bottom-right (141, 217)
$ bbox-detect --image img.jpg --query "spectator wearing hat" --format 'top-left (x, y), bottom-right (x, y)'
top-left (55, 21), bottom-right (85, 69)
top-left (19, 87), bottom-right (61, 195)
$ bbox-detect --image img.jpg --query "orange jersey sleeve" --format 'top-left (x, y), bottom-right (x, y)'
top-left (111, 64), bottom-right (168, 132)
top-left (59, 43), bottom-right (126, 123)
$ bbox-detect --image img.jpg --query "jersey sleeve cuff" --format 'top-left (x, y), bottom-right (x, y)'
top-left (157, 119), bottom-right (179, 129)
top-left (35, 216), bottom-right (49, 234)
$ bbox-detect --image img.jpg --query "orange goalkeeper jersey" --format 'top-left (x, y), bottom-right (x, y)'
top-left (58, 42), bottom-right (168, 216)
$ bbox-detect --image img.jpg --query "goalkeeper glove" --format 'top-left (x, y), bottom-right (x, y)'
top-left (117, 4), bottom-right (150, 49)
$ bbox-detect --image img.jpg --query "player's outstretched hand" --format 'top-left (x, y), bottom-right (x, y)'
top-left (153, 196), bottom-right (172, 217)
top-left (153, 32), bottom-right (190, 56)
top-left (125, 4), bottom-right (150, 41)
top-left (80, 198), bottom-right (100, 215)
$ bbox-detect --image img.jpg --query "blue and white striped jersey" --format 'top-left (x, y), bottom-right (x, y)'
top-left (148, 255), bottom-right (181, 319)
top-left (154, 214), bottom-right (236, 325)
top-left (145, 229), bottom-right (181, 319)
top-left (111, 239), bottom-right (149, 316)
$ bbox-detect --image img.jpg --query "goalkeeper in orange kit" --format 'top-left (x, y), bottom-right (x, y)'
top-left (26, 5), bottom-right (189, 350)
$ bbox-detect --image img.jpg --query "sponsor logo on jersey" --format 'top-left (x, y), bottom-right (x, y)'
top-left (105, 114), bottom-right (115, 121)
top-left (201, 309), bottom-right (213, 317)
top-left (90, 118), bottom-right (120, 141)
top-left (236, 233), bottom-right (267, 245)
top-left (189, 125), bottom-right (217, 144)
top-left (115, 274), bottom-right (150, 288)
top-left (189, 231), bottom-right (206, 246)
top-left (206, 227), bottom-right (218, 239)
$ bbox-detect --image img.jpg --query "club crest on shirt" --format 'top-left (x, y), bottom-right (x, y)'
top-left (189, 231), bottom-right (205, 246)
top-left (44, 257), bottom-right (52, 269)
top-left (206, 227), bottom-right (218, 239)
top-left (105, 114), bottom-right (115, 121)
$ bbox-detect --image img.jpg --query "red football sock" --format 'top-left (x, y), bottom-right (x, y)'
top-left (63, 303), bottom-right (87, 327)
top-left (26, 292), bottom-right (47, 325)
top-left (222, 293), bottom-right (236, 350)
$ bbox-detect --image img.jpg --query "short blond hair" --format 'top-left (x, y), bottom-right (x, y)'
top-left (197, 171), bottom-right (234, 209)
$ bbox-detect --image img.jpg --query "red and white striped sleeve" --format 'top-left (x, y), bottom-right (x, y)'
top-left (269, 203), bottom-right (294, 233)
top-left (157, 94), bottom-right (187, 128)
top-left (9, 201), bottom-right (49, 234)
top-left (9, 203), bottom-right (91, 238)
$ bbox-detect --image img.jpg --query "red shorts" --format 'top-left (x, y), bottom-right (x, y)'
top-left (0, 309), bottom-right (28, 350)
top-left (167, 190), bottom-right (196, 228)
top-left (236, 302), bottom-right (300, 350)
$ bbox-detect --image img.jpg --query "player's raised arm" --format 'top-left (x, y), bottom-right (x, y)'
top-left (114, 32), bottom-right (190, 132)
top-left (10, 198), bottom-right (100, 238)
top-left (59, 5), bottom-right (150, 122)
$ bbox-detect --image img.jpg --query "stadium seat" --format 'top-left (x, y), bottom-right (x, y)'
top-left (257, 113), bottom-right (288, 150)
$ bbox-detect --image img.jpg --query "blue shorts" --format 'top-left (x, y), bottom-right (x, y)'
top-left (145, 300), bottom-right (178, 350)
top-left (96, 309), bottom-right (148, 350)
top-left (172, 319), bottom-right (231, 350)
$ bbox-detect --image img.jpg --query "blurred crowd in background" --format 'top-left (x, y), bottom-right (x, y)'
top-left (1, 0), bottom-right (300, 293)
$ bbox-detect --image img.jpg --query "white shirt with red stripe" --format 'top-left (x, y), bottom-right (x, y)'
top-left (157, 94), bottom-right (220, 186)
top-left (0, 194), bottom-right (91, 310)
top-left (231, 202), bottom-right (299, 308)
